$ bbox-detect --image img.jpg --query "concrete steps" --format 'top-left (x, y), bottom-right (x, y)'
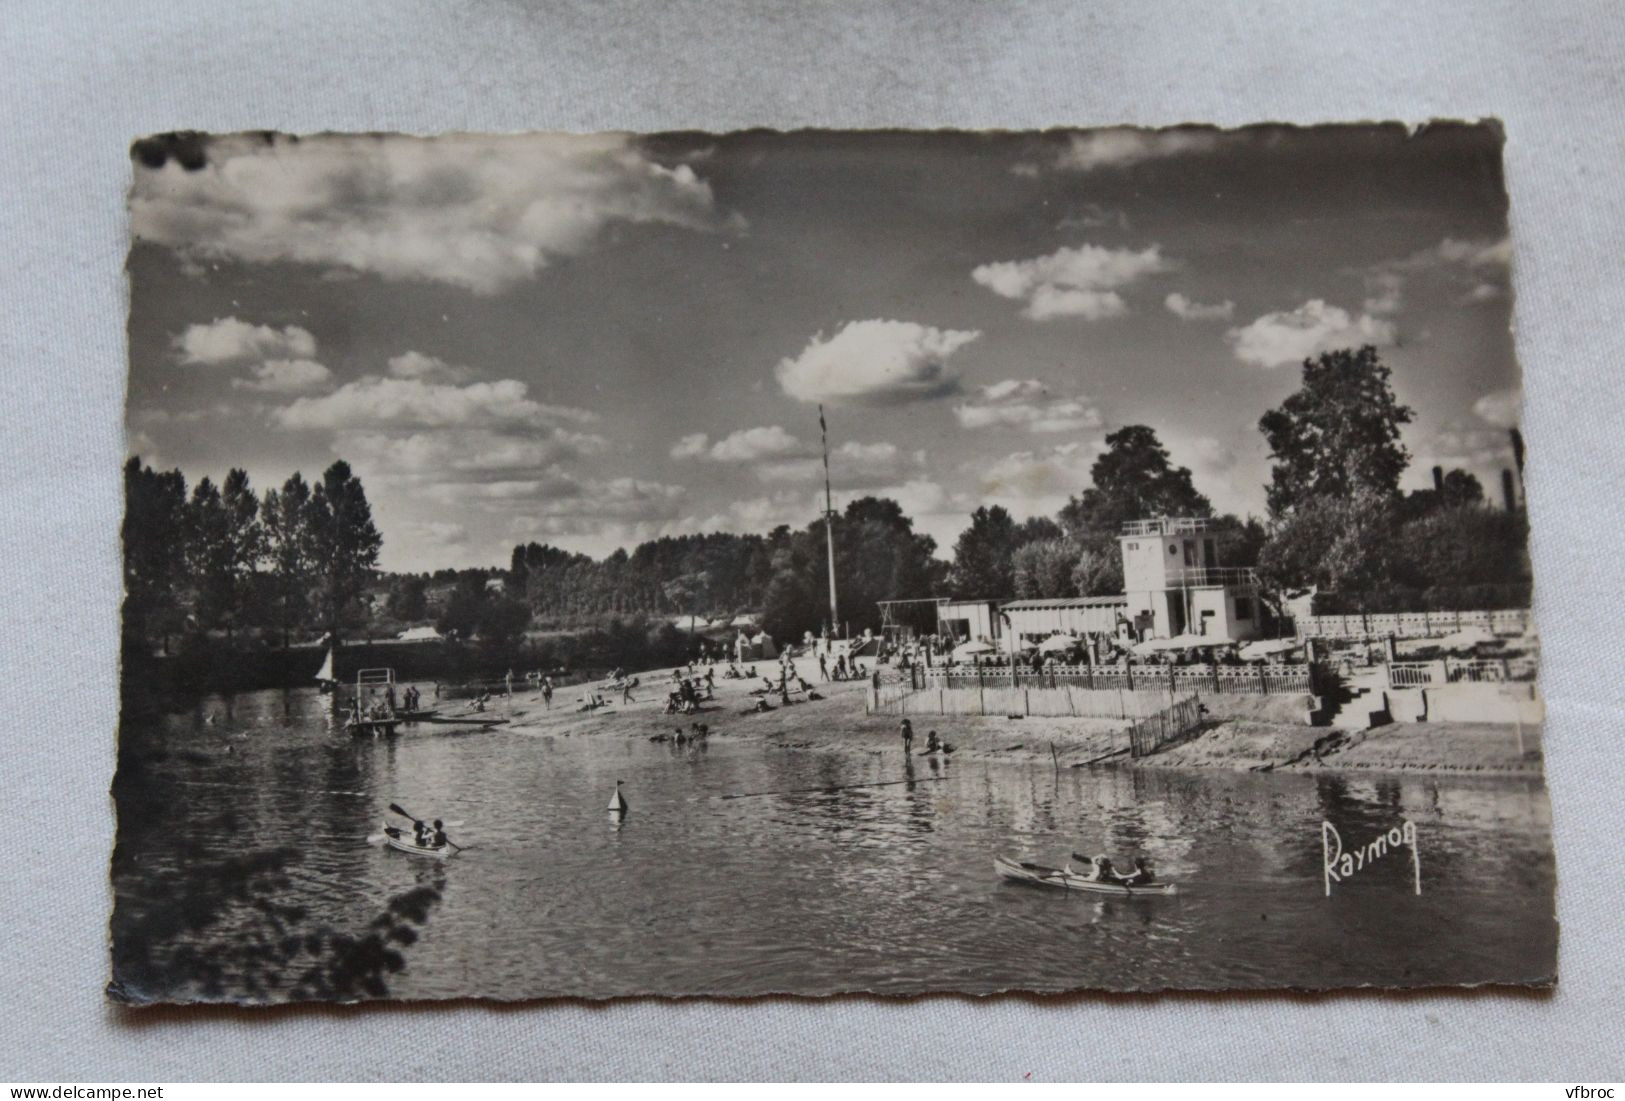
top-left (1320, 669), bottom-right (1392, 730)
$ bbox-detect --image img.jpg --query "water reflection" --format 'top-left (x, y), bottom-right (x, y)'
top-left (112, 686), bottom-right (1557, 1002)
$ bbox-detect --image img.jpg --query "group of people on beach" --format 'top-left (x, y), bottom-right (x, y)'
top-left (665, 668), bottom-right (712, 714)
top-left (817, 651), bottom-right (867, 681)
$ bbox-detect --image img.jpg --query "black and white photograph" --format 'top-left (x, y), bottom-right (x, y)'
top-left (112, 122), bottom-right (1554, 1005)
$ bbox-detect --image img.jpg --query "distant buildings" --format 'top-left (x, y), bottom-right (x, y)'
top-left (1119, 517), bottom-right (1262, 643)
top-left (882, 515), bottom-right (1265, 648)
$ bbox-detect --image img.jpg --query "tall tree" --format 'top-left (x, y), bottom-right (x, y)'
top-left (830, 496), bottom-right (943, 633)
top-left (1050, 425), bottom-right (1211, 599)
top-left (261, 472), bottom-right (316, 648)
top-left (1259, 345), bottom-right (1414, 517)
top-left (1011, 538), bottom-right (1079, 599)
top-left (121, 457), bottom-right (188, 655)
top-left (185, 470), bottom-right (264, 641)
top-left (1070, 543), bottom-right (1122, 597)
top-left (385, 575), bottom-right (429, 622)
top-left (951, 505), bottom-right (1021, 597)
top-left (1394, 505), bottom-right (1530, 592)
top-left (1255, 491), bottom-right (1401, 595)
top-left (760, 547), bottom-right (820, 642)
top-left (1059, 425), bottom-right (1212, 540)
top-left (308, 461), bottom-right (383, 641)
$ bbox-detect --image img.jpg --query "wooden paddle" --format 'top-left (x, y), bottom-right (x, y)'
top-left (388, 802), bottom-right (463, 851)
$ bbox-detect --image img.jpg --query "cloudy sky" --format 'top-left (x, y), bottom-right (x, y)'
top-left (126, 124), bottom-right (1521, 572)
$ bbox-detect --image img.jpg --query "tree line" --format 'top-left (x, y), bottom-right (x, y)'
top-left (499, 346), bottom-right (1529, 641)
top-left (123, 345), bottom-right (1532, 672)
top-left (122, 458), bottom-right (382, 662)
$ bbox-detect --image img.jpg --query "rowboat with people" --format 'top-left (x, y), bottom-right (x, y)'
top-left (378, 802), bottom-right (461, 858)
top-left (993, 855), bottom-right (1178, 896)
top-left (381, 821), bottom-right (455, 859)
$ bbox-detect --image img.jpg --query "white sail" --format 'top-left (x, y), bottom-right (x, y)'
top-left (607, 783), bottom-right (628, 814)
top-left (314, 646), bottom-right (335, 683)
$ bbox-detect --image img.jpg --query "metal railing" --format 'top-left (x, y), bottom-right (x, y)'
top-left (1165, 566), bottom-right (1259, 589)
top-left (920, 661), bottom-right (1312, 696)
top-left (1120, 517), bottom-right (1214, 537)
top-left (1387, 662), bottom-right (1438, 687)
top-left (1386, 657), bottom-right (1539, 688)
top-left (1299, 608), bottom-right (1533, 641)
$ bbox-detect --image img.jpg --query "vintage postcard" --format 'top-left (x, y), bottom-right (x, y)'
top-left (113, 124), bottom-right (1554, 1004)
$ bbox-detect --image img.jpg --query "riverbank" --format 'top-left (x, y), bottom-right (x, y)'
top-left (475, 654), bottom-right (1543, 779)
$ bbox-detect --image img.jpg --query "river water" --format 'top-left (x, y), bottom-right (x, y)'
top-left (110, 686), bottom-right (1557, 1002)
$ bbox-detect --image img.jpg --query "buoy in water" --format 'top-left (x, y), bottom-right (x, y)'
top-left (607, 780), bottom-right (628, 815)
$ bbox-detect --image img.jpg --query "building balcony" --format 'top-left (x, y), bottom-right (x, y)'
top-left (1165, 566), bottom-right (1259, 589)
top-left (1120, 516), bottom-right (1215, 537)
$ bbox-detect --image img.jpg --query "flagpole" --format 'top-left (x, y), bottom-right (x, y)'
top-left (820, 404), bottom-right (840, 638)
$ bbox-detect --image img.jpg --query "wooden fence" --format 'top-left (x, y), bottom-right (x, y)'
top-left (1298, 608), bottom-right (1532, 641)
top-left (1126, 693), bottom-right (1206, 758)
top-left (920, 662), bottom-right (1311, 696)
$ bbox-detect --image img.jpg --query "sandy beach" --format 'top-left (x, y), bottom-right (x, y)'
top-left (449, 654), bottom-right (1543, 779)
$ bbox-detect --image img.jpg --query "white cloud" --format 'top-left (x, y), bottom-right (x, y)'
top-left (1055, 129), bottom-right (1219, 173)
top-left (1056, 204), bottom-right (1129, 232)
top-left (127, 429), bottom-right (164, 467)
top-left (407, 520), bottom-right (468, 545)
top-left (775, 319), bottom-right (979, 406)
top-left (1159, 430), bottom-right (1264, 518)
top-left (1360, 272), bottom-right (1405, 316)
top-left (1416, 423), bottom-right (1516, 493)
top-left (232, 358), bottom-right (333, 393)
top-left (1164, 292), bottom-right (1235, 322)
top-left (972, 243), bottom-right (1171, 321)
top-left (879, 478), bottom-right (955, 519)
top-left (756, 440), bottom-right (925, 487)
top-left (1432, 237), bottom-right (1512, 269)
top-left (387, 351), bottom-right (475, 383)
top-left (175, 317), bottom-right (317, 365)
top-left (1351, 236), bottom-right (1512, 318)
top-left (1024, 287), bottom-right (1127, 321)
top-left (132, 132), bottom-right (737, 295)
top-left (500, 477), bottom-right (693, 555)
top-left (535, 477), bottom-right (683, 518)
top-left (975, 441), bottom-right (1107, 518)
top-left (342, 427), bottom-right (604, 479)
top-left (700, 492), bottom-right (817, 534)
top-left (707, 425), bottom-right (807, 463)
top-left (1226, 299), bottom-right (1397, 369)
top-left (953, 380), bottom-right (1103, 433)
top-left (670, 433), bottom-right (710, 459)
top-left (275, 376), bottom-right (597, 431)
top-left (1474, 387), bottom-right (1523, 429)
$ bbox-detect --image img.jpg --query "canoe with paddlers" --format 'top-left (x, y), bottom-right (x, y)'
top-left (381, 821), bottom-right (455, 859)
top-left (378, 802), bottom-right (462, 857)
top-left (993, 855), bottom-right (1177, 896)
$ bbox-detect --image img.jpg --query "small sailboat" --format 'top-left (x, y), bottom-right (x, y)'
top-left (314, 644), bottom-right (337, 695)
top-left (607, 780), bottom-right (628, 815)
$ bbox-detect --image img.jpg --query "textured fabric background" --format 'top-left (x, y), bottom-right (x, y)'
top-left (2, 0), bottom-right (1622, 1082)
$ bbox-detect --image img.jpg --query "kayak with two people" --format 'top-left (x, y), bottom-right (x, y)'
top-left (379, 801), bottom-right (463, 858)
